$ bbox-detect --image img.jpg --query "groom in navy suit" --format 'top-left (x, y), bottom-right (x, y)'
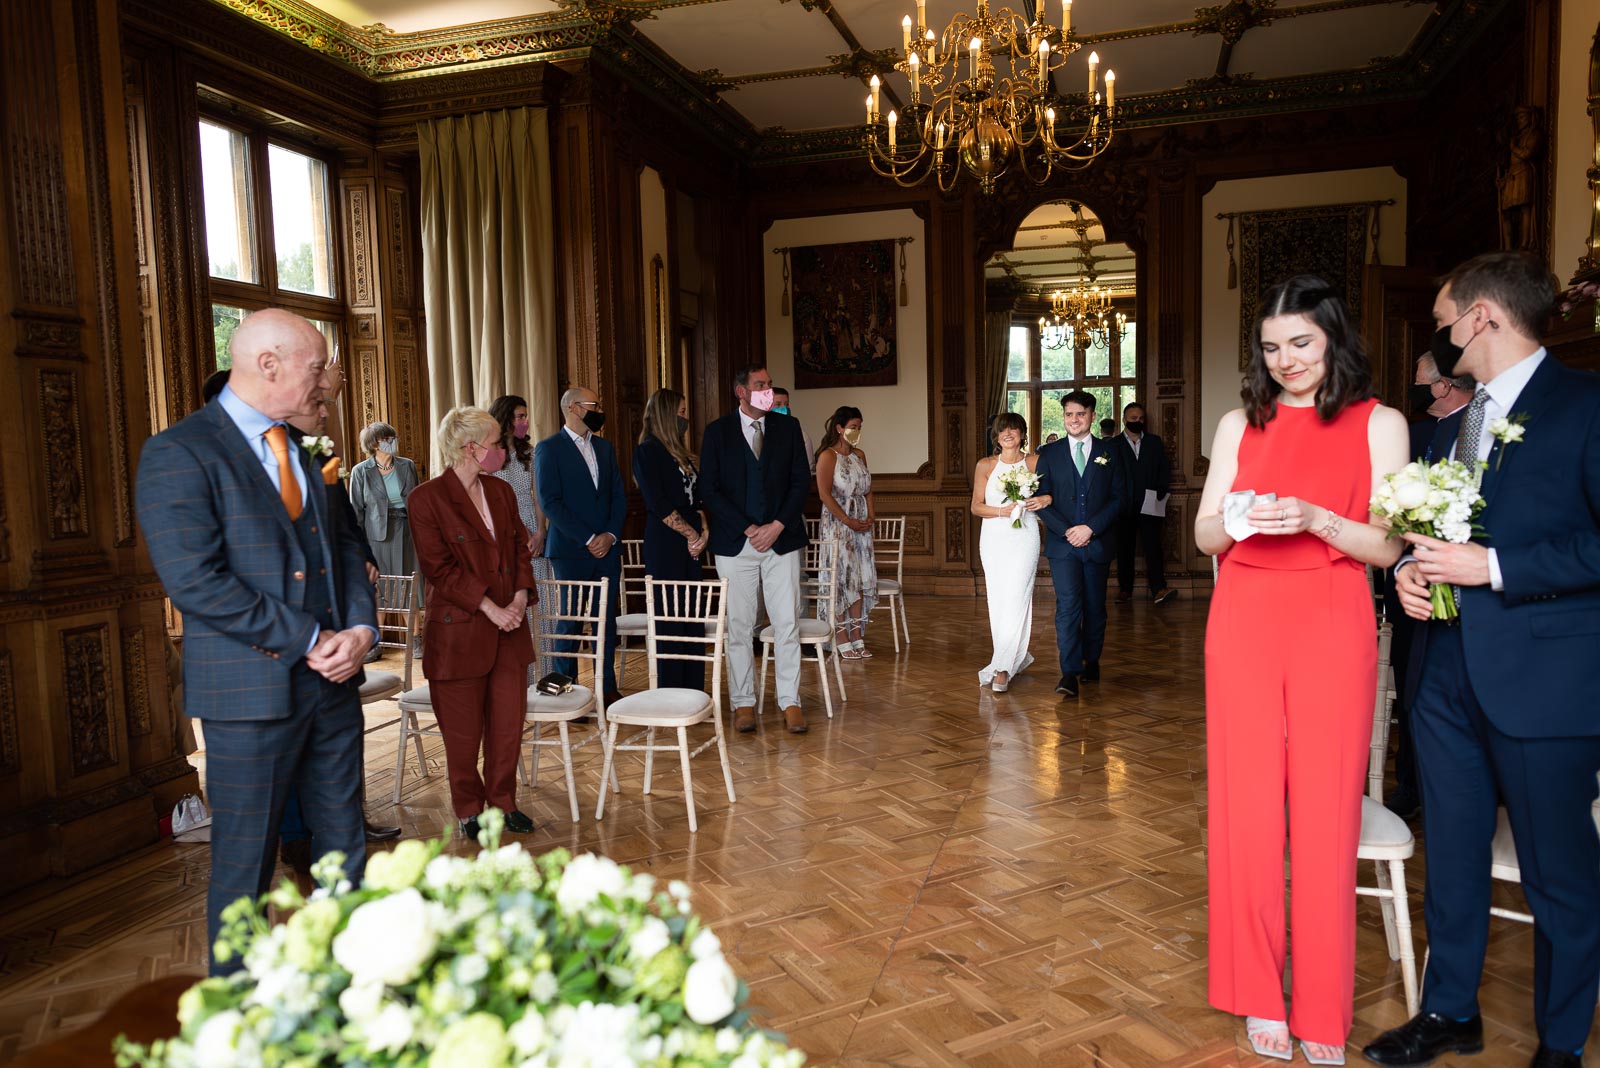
top-left (535, 385), bottom-right (627, 701)
top-left (1365, 252), bottom-right (1600, 1068)
top-left (1036, 391), bottom-right (1127, 698)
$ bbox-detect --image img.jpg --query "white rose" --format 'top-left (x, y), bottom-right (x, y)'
top-left (628, 917), bottom-right (671, 962)
top-left (339, 980), bottom-right (385, 1023)
top-left (689, 927), bottom-right (722, 961)
top-left (555, 854), bottom-right (628, 913)
top-left (190, 1009), bottom-right (245, 1068)
top-left (1391, 476), bottom-right (1429, 511)
top-left (683, 956), bottom-right (738, 1025)
top-left (508, 1011), bottom-right (548, 1055)
top-left (362, 1002), bottom-right (415, 1055)
top-left (333, 888), bottom-right (439, 987)
top-left (530, 970), bottom-right (558, 1004)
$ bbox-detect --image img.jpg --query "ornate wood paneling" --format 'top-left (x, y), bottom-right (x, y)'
top-left (121, 627), bottom-right (151, 739)
top-left (61, 625), bottom-right (116, 777)
top-left (1, 3), bottom-right (77, 310)
top-left (0, 650), bottom-right (17, 777)
top-left (38, 371), bottom-right (89, 540)
top-left (943, 506), bottom-right (967, 563)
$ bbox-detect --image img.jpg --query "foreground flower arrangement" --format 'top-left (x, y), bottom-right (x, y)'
top-left (1370, 458), bottom-right (1486, 621)
top-left (115, 811), bottom-right (803, 1068)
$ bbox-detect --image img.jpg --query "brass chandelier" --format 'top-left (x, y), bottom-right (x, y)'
top-left (1039, 280), bottom-right (1128, 351)
top-left (865, 0), bottom-right (1117, 194)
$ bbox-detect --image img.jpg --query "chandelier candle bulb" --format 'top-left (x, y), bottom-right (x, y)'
top-left (937, 119), bottom-right (947, 149)
top-left (1104, 69), bottom-right (1114, 108)
top-left (1063, 0), bottom-right (1071, 33)
top-left (1088, 50), bottom-right (1098, 97)
top-left (888, 109), bottom-right (897, 149)
top-left (870, 74), bottom-right (881, 119)
top-left (867, 95), bottom-right (874, 123)
top-left (909, 50), bottom-right (920, 96)
top-left (902, 15), bottom-right (912, 52)
top-left (1038, 39), bottom-right (1049, 88)
top-left (926, 29), bottom-right (936, 65)
top-left (917, 0), bottom-right (926, 32)
top-left (970, 37), bottom-right (982, 81)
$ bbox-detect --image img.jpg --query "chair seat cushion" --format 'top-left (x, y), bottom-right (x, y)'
top-left (526, 683), bottom-right (597, 720)
top-left (360, 671), bottom-right (402, 703)
top-left (617, 612), bottom-right (647, 635)
top-left (877, 578), bottom-right (902, 594)
top-left (606, 688), bottom-right (713, 725)
top-left (397, 683), bottom-right (433, 713)
top-left (760, 619), bottom-right (832, 642)
top-left (1358, 795), bottom-right (1415, 855)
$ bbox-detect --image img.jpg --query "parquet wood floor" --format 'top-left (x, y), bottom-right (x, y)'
top-left (0, 595), bottom-right (1590, 1066)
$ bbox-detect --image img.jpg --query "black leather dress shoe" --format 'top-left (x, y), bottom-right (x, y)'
top-left (503, 809), bottom-right (535, 834)
top-left (460, 816), bottom-right (481, 842)
top-left (1082, 662), bottom-right (1101, 682)
top-left (1362, 1013), bottom-right (1483, 1066)
top-left (1056, 675), bottom-right (1079, 697)
top-left (279, 837), bottom-right (312, 874)
top-left (1528, 1047), bottom-right (1583, 1068)
top-left (364, 820), bottom-right (402, 842)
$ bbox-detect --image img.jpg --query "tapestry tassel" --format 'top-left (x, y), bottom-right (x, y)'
top-left (780, 249), bottom-right (791, 317)
top-left (898, 239), bottom-right (909, 307)
top-left (1369, 205), bottom-right (1383, 266)
top-left (1225, 216), bottom-right (1238, 290)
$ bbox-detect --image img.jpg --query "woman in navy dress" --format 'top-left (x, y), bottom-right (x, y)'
top-left (633, 388), bottom-right (708, 691)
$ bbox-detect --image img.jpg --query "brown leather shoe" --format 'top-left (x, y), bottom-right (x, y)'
top-left (782, 705), bottom-right (808, 734)
top-left (734, 706), bottom-right (757, 733)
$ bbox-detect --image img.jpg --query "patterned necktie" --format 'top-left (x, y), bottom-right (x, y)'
top-left (264, 424), bottom-right (303, 521)
top-left (751, 419), bottom-right (764, 459)
top-left (1074, 439), bottom-right (1087, 476)
top-left (1456, 387), bottom-right (1490, 465)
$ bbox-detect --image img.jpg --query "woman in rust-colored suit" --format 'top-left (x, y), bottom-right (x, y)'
top-left (1195, 277), bottom-right (1408, 1064)
top-left (409, 406), bottom-right (537, 838)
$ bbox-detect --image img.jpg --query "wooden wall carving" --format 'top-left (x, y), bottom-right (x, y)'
top-left (0, 650), bottom-right (17, 776)
top-left (2, 4), bottom-right (77, 309)
top-left (62, 625), bottom-right (116, 777)
top-left (901, 512), bottom-right (933, 555)
top-left (348, 186), bottom-right (374, 306)
top-left (386, 187), bottom-right (412, 305)
top-left (0, 465), bottom-right (10, 564)
top-left (39, 371), bottom-right (89, 540)
top-left (944, 506), bottom-right (967, 563)
top-left (121, 627), bottom-right (152, 738)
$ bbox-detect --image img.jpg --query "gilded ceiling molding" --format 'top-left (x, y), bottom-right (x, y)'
top-left (1193, 0), bottom-right (1277, 45)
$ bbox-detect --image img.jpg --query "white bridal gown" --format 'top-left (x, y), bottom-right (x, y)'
top-left (978, 457), bottom-right (1040, 685)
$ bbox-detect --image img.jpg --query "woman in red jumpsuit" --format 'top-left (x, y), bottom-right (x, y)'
top-left (1196, 276), bottom-right (1410, 1064)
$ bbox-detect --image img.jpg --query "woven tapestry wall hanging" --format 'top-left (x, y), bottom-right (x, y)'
top-left (786, 238), bottom-right (901, 388)
top-left (1228, 202), bottom-right (1383, 370)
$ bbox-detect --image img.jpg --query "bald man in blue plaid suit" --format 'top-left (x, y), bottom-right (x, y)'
top-left (136, 310), bottom-right (377, 974)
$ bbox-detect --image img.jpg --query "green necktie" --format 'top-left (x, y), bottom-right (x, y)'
top-left (1074, 439), bottom-right (1087, 475)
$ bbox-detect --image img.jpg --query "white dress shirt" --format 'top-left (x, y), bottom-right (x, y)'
top-left (563, 424), bottom-right (600, 488)
top-left (1450, 348), bottom-right (1546, 591)
top-left (1122, 430), bottom-right (1142, 459)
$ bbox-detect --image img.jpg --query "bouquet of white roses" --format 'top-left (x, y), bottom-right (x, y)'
top-left (996, 466), bottom-right (1042, 529)
top-left (1369, 458), bottom-right (1485, 621)
top-left (114, 811), bottom-right (802, 1068)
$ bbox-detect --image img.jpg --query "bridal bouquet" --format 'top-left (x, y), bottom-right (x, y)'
top-left (997, 466), bottom-right (1042, 528)
top-left (1369, 458), bottom-right (1485, 621)
top-left (114, 811), bottom-right (801, 1068)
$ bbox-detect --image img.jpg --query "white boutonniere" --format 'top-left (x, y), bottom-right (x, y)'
top-left (1093, 454), bottom-right (1109, 466)
top-left (1487, 413), bottom-right (1526, 469)
top-left (300, 435), bottom-right (336, 460)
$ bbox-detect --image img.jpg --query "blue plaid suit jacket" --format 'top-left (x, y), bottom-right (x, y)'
top-left (135, 399), bottom-right (378, 722)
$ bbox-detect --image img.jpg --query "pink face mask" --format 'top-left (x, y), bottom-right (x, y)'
top-left (748, 388), bottom-right (775, 411)
top-left (474, 442), bottom-right (507, 473)
top-left (512, 418), bottom-right (529, 440)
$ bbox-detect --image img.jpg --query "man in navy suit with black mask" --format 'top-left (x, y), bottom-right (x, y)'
top-left (1365, 252), bottom-right (1600, 1068)
top-left (1035, 390), bottom-right (1127, 698)
top-left (535, 385), bottom-right (627, 704)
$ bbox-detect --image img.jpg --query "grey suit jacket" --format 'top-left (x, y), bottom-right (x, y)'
top-left (348, 455), bottom-right (419, 543)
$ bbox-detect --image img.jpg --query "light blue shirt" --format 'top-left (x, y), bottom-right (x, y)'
top-left (215, 386), bottom-right (375, 654)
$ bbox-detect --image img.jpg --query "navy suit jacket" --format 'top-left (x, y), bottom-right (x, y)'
top-left (134, 399), bottom-right (377, 723)
top-left (1036, 435), bottom-right (1127, 564)
top-left (1416, 356), bottom-right (1600, 738)
top-left (533, 428), bottom-right (626, 561)
top-left (699, 409), bottom-right (810, 558)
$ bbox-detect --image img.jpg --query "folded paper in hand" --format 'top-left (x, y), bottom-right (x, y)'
top-left (1222, 490), bottom-right (1276, 543)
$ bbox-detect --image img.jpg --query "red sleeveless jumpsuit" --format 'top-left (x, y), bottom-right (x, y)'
top-left (1205, 398), bottom-right (1379, 1044)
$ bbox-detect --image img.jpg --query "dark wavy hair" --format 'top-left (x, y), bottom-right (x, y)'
top-left (488, 394), bottom-right (532, 469)
top-left (990, 411), bottom-right (1027, 451)
top-left (1243, 275), bottom-right (1372, 428)
top-left (816, 405), bottom-right (864, 457)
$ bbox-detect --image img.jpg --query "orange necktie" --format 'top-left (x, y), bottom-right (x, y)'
top-left (263, 424), bottom-right (303, 521)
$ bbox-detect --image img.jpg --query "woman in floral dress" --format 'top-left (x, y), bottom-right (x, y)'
top-left (489, 394), bottom-right (556, 684)
top-left (815, 406), bottom-right (877, 659)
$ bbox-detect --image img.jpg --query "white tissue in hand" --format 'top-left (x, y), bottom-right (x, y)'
top-left (1222, 491), bottom-right (1276, 542)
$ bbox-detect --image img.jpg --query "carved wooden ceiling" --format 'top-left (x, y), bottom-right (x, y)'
top-left (986, 200), bottom-right (1134, 297)
top-left (205, 0), bottom-right (1507, 162)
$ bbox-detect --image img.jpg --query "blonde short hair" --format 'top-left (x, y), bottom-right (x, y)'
top-left (436, 406), bottom-right (501, 467)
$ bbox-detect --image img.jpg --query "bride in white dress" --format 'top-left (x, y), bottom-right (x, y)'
top-left (971, 413), bottom-right (1051, 692)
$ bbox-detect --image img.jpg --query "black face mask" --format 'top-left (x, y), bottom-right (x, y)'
top-left (581, 409), bottom-right (606, 433)
top-left (1407, 383), bottom-right (1437, 417)
top-left (1124, 421), bottom-right (1145, 434)
top-left (675, 416), bottom-right (690, 436)
top-left (1430, 308), bottom-right (1480, 379)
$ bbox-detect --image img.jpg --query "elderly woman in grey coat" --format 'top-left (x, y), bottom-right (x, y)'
top-left (349, 421), bottom-right (423, 656)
